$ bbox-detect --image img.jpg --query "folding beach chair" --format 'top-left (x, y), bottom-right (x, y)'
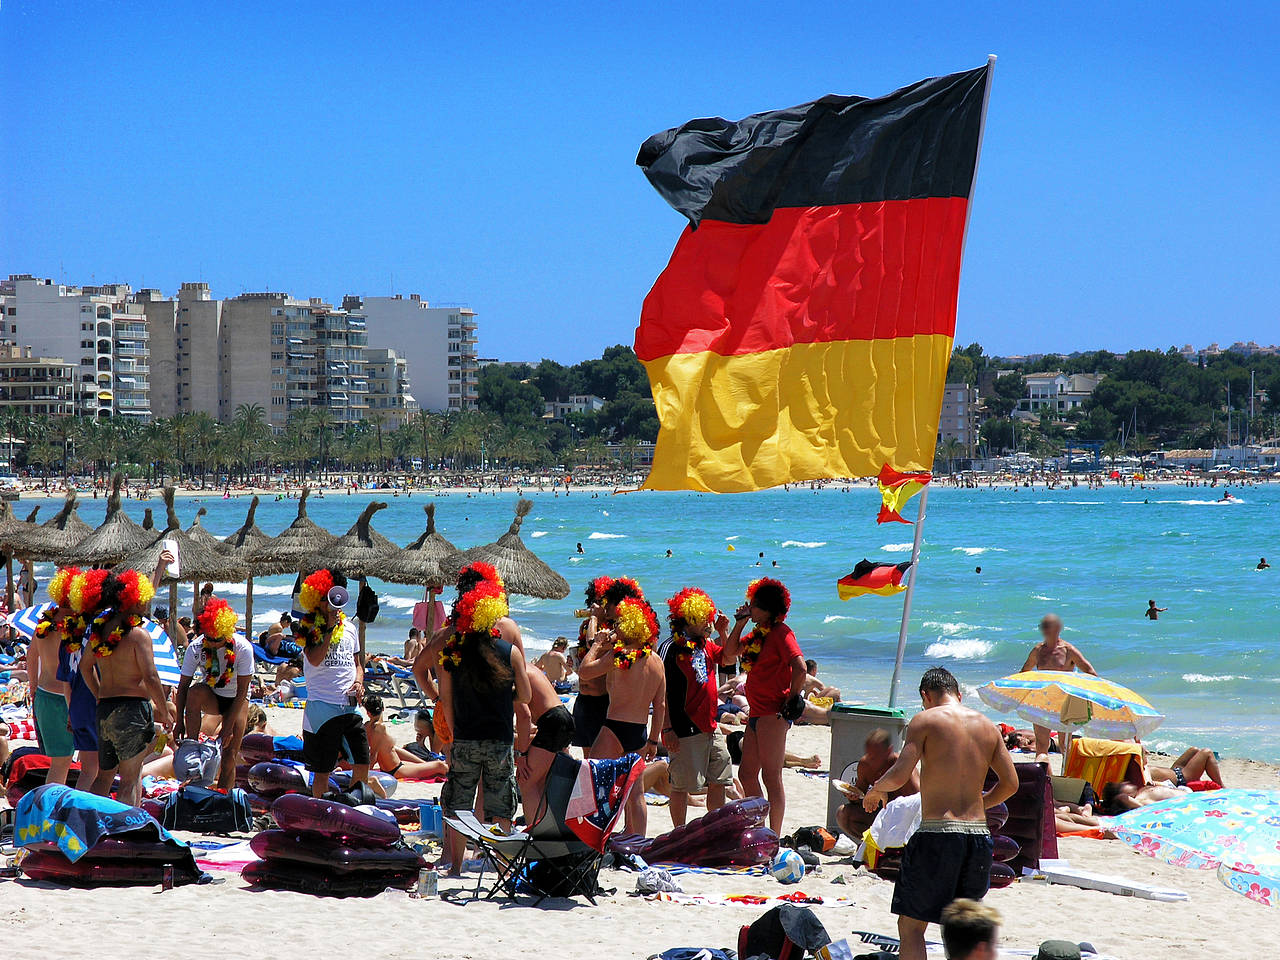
top-left (362, 665), bottom-right (426, 711)
top-left (250, 641), bottom-right (294, 682)
top-left (443, 752), bottom-right (644, 906)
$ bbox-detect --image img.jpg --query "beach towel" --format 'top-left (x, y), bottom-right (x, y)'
top-left (1064, 738), bottom-right (1143, 794)
top-left (565, 754), bottom-right (645, 848)
top-left (15, 783), bottom-right (186, 862)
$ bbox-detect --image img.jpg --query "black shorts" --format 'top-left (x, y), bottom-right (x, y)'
top-left (892, 828), bottom-right (993, 924)
top-left (530, 705), bottom-right (575, 753)
top-left (571, 693), bottom-right (609, 748)
top-left (212, 693), bottom-right (240, 716)
top-left (97, 697), bottom-right (154, 770)
top-left (303, 713), bottom-right (370, 773)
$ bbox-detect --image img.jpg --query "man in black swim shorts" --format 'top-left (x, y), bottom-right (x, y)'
top-left (862, 668), bottom-right (1018, 960)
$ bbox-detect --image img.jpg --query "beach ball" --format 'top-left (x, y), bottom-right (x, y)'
top-left (770, 848), bottom-right (805, 884)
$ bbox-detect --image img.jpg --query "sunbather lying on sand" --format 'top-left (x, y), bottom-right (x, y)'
top-left (363, 694), bottom-right (448, 780)
top-left (1143, 746), bottom-right (1224, 787)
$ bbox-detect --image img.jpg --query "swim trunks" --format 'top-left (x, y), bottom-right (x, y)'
top-left (1173, 766), bottom-right (1187, 787)
top-left (571, 692), bottom-right (608, 748)
top-left (891, 819), bottom-right (993, 924)
top-left (530, 704), bottom-right (575, 753)
top-left (97, 697), bottom-right (154, 769)
top-left (33, 687), bottom-right (74, 758)
top-left (302, 707), bottom-right (370, 772)
top-left (602, 717), bottom-right (648, 753)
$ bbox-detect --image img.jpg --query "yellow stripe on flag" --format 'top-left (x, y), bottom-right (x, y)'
top-left (836, 580), bottom-right (908, 600)
top-left (641, 335), bottom-right (952, 493)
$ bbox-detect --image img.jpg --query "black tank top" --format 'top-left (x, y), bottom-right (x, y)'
top-left (450, 637), bottom-right (515, 743)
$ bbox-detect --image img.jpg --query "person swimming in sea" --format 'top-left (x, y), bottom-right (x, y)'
top-left (1144, 600), bottom-right (1167, 620)
top-left (1258, 557), bottom-right (1270, 570)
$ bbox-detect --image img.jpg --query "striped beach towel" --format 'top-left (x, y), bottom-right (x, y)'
top-left (7, 602), bottom-right (55, 639)
top-left (142, 619), bottom-right (182, 687)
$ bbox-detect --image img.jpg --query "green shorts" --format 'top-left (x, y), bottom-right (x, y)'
top-left (34, 687), bottom-right (74, 758)
top-left (441, 739), bottom-right (517, 823)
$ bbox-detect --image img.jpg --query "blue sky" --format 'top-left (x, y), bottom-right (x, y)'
top-left (3, 1), bottom-right (1277, 363)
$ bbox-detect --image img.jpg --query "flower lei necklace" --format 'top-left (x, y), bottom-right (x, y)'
top-left (739, 625), bottom-right (769, 673)
top-left (437, 625), bottom-right (500, 671)
top-left (34, 609), bottom-right (63, 640)
top-left (671, 632), bottom-right (704, 660)
top-left (89, 612), bottom-right (144, 658)
top-left (202, 641), bottom-right (236, 688)
top-left (299, 611), bottom-right (346, 649)
top-left (612, 634), bottom-right (653, 671)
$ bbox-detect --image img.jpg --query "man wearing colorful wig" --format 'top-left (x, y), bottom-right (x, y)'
top-left (25, 566), bottom-right (81, 786)
top-left (175, 595), bottom-right (255, 789)
top-left (579, 586), bottom-right (665, 835)
top-left (658, 587), bottom-right (734, 826)
top-left (297, 569), bottom-right (370, 799)
top-left (80, 568), bottom-right (176, 806)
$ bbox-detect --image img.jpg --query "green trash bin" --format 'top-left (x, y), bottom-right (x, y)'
top-left (825, 704), bottom-right (908, 829)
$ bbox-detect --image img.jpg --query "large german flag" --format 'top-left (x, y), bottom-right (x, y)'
top-left (634, 63), bottom-right (992, 493)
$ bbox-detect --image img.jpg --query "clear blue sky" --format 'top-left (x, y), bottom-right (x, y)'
top-left (3, 1), bottom-right (1277, 363)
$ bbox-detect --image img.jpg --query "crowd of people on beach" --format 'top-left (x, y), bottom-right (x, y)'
top-left (0, 546), bottom-right (1238, 960)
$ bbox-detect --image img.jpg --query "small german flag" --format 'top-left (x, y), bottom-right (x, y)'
top-left (838, 560), bottom-right (913, 599)
top-left (877, 463), bottom-right (931, 524)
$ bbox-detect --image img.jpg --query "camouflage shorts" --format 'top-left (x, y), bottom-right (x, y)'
top-left (441, 739), bottom-right (518, 822)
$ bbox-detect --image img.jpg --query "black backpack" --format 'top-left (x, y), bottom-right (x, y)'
top-left (160, 785), bottom-right (253, 833)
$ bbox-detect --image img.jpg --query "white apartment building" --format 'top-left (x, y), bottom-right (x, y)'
top-left (0, 345), bottom-right (75, 418)
top-left (2, 275), bottom-right (151, 420)
top-left (1018, 372), bottom-right (1101, 415)
top-left (938, 382), bottom-right (980, 455)
top-left (356, 295), bottom-right (478, 411)
top-left (544, 394), bottom-right (605, 420)
top-left (365, 347), bottom-right (417, 429)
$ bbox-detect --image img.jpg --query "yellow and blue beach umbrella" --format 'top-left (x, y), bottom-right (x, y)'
top-left (977, 670), bottom-right (1164, 740)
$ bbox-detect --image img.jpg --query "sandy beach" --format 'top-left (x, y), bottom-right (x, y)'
top-left (5, 708), bottom-right (1277, 960)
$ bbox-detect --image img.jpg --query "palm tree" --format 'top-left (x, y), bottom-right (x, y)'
top-left (367, 411), bottom-right (387, 470)
top-left (310, 407), bottom-right (335, 480)
top-left (1, 409), bottom-right (28, 474)
top-left (233, 403), bottom-right (268, 483)
top-left (936, 436), bottom-right (965, 474)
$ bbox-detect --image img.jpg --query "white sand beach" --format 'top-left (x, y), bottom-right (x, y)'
top-left (5, 711), bottom-right (1277, 960)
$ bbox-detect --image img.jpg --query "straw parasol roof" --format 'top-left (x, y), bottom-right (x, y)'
top-left (34, 491), bottom-right (93, 558)
top-left (223, 496), bottom-right (270, 557)
top-left (385, 503), bottom-right (464, 587)
top-left (185, 507), bottom-right (226, 555)
top-left (245, 487), bottom-right (337, 577)
top-left (58, 474), bottom-right (157, 567)
top-left (307, 500), bottom-right (413, 582)
top-left (457, 498), bottom-right (570, 599)
top-left (114, 487), bottom-right (248, 584)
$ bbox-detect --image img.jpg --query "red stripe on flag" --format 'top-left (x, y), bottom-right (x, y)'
top-left (635, 196), bottom-right (967, 361)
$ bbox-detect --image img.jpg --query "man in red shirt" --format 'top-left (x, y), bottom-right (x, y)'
top-left (658, 588), bottom-right (735, 826)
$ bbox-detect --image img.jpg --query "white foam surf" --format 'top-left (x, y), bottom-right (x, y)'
top-left (881, 543), bottom-right (913, 553)
top-left (529, 531), bottom-right (548, 538)
top-left (588, 532), bottom-right (627, 540)
top-left (823, 615), bottom-right (853, 624)
top-left (925, 638), bottom-right (995, 660)
top-left (781, 540), bottom-right (827, 549)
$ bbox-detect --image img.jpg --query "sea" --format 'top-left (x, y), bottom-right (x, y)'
top-left (26, 483), bottom-right (1280, 762)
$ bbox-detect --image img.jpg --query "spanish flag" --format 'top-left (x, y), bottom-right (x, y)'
top-left (877, 463), bottom-right (932, 525)
top-left (838, 560), bottom-right (913, 599)
top-left (634, 63), bottom-right (992, 493)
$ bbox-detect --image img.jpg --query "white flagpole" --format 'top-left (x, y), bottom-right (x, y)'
top-left (887, 485), bottom-right (929, 707)
top-left (886, 55), bottom-right (997, 708)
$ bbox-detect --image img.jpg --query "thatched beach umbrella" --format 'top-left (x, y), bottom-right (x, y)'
top-left (245, 487), bottom-right (336, 577)
top-left (58, 474), bottom-right (155, 568)
top-left (34, 491), bottom-right (93, 559)
top-left (387, 503), bottom-right (463, 587)
top-left (0, 502), bottom-right (41, 609)
top-left (458, 498), bottom-right (570, 599)
top-left (385, 503), bottom-right (463, 640)
top-left (185, 507), bottom-right (226, 555)
top-left (115, 487), bottom-right (249, 619)
top-left (223, 496), bottom-right (270, 635)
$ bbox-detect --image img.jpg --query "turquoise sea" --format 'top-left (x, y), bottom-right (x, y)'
top-left (30, 484), bottom-right (1280, 762)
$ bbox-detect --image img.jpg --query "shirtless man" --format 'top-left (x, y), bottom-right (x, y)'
top-left (80, 572), bottom-right (177, 806)
top-left (835, 728), bottom-right (919, 838)
top-left (25, 571), bottom-right (79, 786)
top-left (403, 627), bottom-right (423, 661)
top-left (802, 659), bottom-right (842, 702)
top-left (863, 668), bottom-right (1018, 960)
top-left (535, 637), bottom-right (572, 692)
top-left (1020, 614), bottom-right (1097, 761)
top-left (578, 597), bottom-right (665, 835)
top-left (514, 664), bottom-right (576, 822)
top-left (362, 694), bottom-right (448, 780)
top-left (1143, 600), bottom-right (1167, 621)
top-left (572, 576), bottom-right (632, 759)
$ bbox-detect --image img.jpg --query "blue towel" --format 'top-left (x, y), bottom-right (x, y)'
top-left (15, 783), bottom-right (187, 863)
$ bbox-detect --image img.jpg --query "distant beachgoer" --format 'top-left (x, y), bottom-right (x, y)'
top-left (18, 561), bottom-right (36, 607)
top-left (362, 694), bottom-right (447, 780)
top-left (835, 728), bottom-right (919, 839)
top-left (974, 566), bottom-right (982, 574)
top-left (1258, 557), bottom-right (1270, 570)
top-left (576, 542), bottom-right (584, 554)
top-left (723, 578), bottom-right (805, 835)
top-left (665, 549), bottom-right (673, 558)
top-left (1100, 780), bottom-right (1184, 813)
top-left (940, 899), bottom-right (1001, 960)
top-left (534, 636), bottom-right (571, 691)
top-left (246, 703), bottom-right (275, 735)
top-left (1144, 600), bottom-right (1167, 620)
top-left (404, 627), bottom-right (423, 660)
top-left (802, 658), bottom-right (842, 702)
top-left (1020, 615), bottom-right (1096, 761)
top-left (862, 667), bottom-right (1018, 960)
top-left (1144, 745), bottom-right (1224, 787)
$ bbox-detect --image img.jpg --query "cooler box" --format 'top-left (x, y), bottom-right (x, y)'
top-left (826, 704), bottom-right (907, 828)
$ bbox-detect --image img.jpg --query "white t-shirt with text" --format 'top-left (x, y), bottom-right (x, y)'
top-left (302, 616), bottom-right (360, 706)
top-left (180, 635), bottom-right (255, 698)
